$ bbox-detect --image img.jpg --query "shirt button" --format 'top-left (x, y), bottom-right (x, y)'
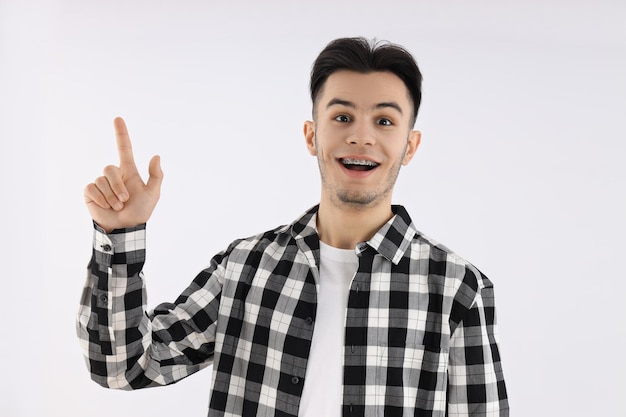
top-left (291, 376), bottom-right (299, 385)
top-left (305, 317), bottom-right (313, 325)
top-left (99, 294), bottom-right (108, 303)
top-left (101, 244), bottom-right (112, 252)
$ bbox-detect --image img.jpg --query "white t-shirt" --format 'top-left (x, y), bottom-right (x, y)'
top-left (298, 241), bottom-right (358, 417)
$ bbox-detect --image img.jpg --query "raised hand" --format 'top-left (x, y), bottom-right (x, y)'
top-left (84, 117), bottom-right (163, 233)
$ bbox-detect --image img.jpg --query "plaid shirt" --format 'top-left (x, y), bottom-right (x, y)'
top-left (77, 205), bottom-right (509, 416)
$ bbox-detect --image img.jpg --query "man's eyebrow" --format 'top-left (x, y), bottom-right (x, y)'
top-left (326, 98), bottom-right (404, 115)
top-left (326, 98), bottom-right (355, 109)
top-left (375, 102), bottom-right (403, 114)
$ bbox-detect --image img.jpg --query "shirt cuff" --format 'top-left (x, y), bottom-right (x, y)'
top-left (93, 222), bottom-right (147, 266)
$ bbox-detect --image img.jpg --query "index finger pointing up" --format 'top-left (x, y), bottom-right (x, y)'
top-left (114, 117), bottom-right (138, 172)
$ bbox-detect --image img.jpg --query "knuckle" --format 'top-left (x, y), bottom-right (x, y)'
top-left (111, 182), bottom-right (126, 193)
top-left (84, 183), bottom-right (107, 207)
top-left (103, 165), bottom-right (119, 176)
top-left (94, 176), bottom-right (109, 189)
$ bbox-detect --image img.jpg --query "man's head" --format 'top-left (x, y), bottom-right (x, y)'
top-left (303, 38), bottom-right (422, 213)
top-left (310, 37), bottom-right (423, 127)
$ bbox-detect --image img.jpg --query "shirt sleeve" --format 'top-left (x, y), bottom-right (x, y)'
top-left (76, 223), bottom-right (224, 390)
top-left (446, 267), bottom-right (509, 416)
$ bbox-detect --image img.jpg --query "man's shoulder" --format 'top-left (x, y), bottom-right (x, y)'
top-left (224, 205), bottom-right (318, 255)
top-left (412, 230), bottom-right (463, 263)
top-left (228, 223), bottom-right (293, 251)
top-left (410, 229), bottom-right (492, 288)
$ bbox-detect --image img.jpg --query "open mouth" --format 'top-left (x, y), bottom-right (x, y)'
top-left (340, 158), bottom-right (379, 171)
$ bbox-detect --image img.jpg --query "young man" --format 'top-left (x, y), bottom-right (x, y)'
top-left (78, 37), bottom-right (509, 416)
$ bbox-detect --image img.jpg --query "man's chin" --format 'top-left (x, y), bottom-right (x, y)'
top-left (335, 191), bottom-right (378, 208)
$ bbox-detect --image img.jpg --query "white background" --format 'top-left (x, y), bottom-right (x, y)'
top-left (1, 1), bottom-right (625, 416)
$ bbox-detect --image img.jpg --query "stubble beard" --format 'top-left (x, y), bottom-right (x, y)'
top-left (315, 135), bottom-right (407, 210)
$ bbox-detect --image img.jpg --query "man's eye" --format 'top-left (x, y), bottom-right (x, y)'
top-left (334, 115), bottom-right (351, 123)
top-left (377, 118), bottom-right (393, 126)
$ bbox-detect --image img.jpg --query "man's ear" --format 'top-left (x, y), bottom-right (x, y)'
top-left (402, 130), bottom-right (421, 166)
top-left (304, 121), bottom-right (317, 156)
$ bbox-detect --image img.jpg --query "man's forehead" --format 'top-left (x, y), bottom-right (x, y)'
top-left (324, 70), bottom-right (405, 88)
top-left (319, 70), bottom-right (412, 108)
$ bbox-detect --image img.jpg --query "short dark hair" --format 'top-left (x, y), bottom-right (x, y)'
top-left (310, 37), bottom-right (423, 125)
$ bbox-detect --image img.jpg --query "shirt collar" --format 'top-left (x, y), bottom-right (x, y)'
top-left (362, 205), bottom-right (417, 264)
top-left (289, 205), bottom-right (319, 239)
top-left (290, 205), bottom-right (417, 265)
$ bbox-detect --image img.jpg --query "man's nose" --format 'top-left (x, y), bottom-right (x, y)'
top-left (347, 121), bottom-right (376, 146)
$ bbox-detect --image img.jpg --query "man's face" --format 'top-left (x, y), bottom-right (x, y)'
top-left (304, 70), bottom-right (421, 210)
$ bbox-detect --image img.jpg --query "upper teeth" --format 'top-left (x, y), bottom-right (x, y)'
top-left (342, 158), bottom-right (378, 166)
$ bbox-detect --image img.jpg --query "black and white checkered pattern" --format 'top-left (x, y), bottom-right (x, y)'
top-left (77, 205), bottom-right (509, 416)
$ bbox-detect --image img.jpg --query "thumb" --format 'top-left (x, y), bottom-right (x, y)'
top-left (146, 155), bottom-right (164, 192)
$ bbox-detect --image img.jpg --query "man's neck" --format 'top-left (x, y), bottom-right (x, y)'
top-left (316, 198), bottom-right (394, 250)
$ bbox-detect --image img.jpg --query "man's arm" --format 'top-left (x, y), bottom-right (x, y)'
top-left (77, 118), bottom-right (218, 388)
top-left (447, 269), bottom-right (509, 416)
top-left (76, 223), bottom-right (223, 389)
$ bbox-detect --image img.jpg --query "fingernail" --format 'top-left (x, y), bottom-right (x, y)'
top-left (114, 202), bottom-right (123, 211)
top-left (119, 192), bottom-right (128, 201)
